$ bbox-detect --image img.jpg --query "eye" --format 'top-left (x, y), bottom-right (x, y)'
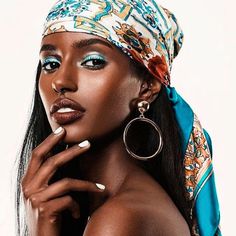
top-left (41, 57), bottom-right (61, 73)
top-left (81, 54), bottom-right (107, 70)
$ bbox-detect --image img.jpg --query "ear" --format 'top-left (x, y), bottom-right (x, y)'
top-left (139, 79), bottom-right (162, 103)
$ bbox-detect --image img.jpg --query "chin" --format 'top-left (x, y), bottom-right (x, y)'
top-left (48, 115), bottom-right (90, 144)
top-left (62, 124), bottom-right (89, 144)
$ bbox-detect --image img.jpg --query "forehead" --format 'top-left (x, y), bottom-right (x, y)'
top-left (40, 32), bottom-right (114, 52)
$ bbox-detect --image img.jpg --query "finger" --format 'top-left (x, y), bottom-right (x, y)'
top-left (38, 195), bottom-right (80, 220)
top-left (22, 127), bottom-right (66, 186)
top-left (27, 141), bottom-right (90, 190)
top-left (29, 178), bottom-right (105, 204)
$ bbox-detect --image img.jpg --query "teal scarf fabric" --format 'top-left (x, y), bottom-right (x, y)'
top-left (43, 1), bottom-right (221, 234)
top-left (166, 87), bottom-right (221, 235)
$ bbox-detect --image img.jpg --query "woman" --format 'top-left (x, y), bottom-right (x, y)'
top-left (16, 1), bottom-right (221, 235)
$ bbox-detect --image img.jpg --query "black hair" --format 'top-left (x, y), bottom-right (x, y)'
top-left (129, 60), bottom-right (193, 227)
top-left (15, 61), bottom-right (193, 235)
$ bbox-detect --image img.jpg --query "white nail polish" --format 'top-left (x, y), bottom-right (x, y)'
top-left (78, 140), bottom-right (90, 148)
top-left (54, 127), bottom-right (63, 134)
top-left (95, 183), bottom-right (106, 190)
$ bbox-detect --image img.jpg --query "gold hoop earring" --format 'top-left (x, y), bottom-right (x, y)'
top-left (123, 100), bottom-right (163, 161)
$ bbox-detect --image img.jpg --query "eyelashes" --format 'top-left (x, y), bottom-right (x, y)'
top-left (81, 54), bottom-right (107, 70)
top-left (41, 57), bottom-right (61, 73)
top-left (41, 54), bottom-right (107, 73)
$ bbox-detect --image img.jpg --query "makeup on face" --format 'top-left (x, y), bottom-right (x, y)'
top-left (79, 52), bottom-right (107, 70)
top-left (39, 37), bottom-right (114, 128)
top-left (40, 50), bottom-right (108, 73)
top-left (50, 97), bottom-right (86, 125)
top-left (41, 53), bottom-right (108, 73)
top-left (41, 56), bottom-right (61, 73)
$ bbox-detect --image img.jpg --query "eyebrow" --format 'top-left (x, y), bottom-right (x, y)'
top-left (40, 44), bottom-right (57, 53)
top-left (72, 38), bottom-right (113, 50)
top-left (40, 38), bottom-right (113, 53)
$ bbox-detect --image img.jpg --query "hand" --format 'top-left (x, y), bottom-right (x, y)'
top-left (21, 127), bottom-right (105, 236)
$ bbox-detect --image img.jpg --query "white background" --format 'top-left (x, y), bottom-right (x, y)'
top-left (0, 0), bottom-right (235, 235)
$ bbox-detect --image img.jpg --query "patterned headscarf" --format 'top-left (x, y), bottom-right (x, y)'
top-left (43, 1), bottom-right (221, 235)
top-left (43, 0), bottom-right (184, 85)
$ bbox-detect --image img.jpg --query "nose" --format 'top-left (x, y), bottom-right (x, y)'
top-left (52, 62), bottom-right (78, 95)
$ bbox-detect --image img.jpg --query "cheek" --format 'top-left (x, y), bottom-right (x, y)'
top-left (84, 77), bottom-right (140, 137)
top-left (38, 76), bottom-right (47, 108)
top-left (38, 76), bottom-right (55, 126)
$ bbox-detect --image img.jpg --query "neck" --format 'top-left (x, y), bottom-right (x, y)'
top-left (77, 128), bottom-right (142, 215)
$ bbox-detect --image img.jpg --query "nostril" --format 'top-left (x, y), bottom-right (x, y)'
top-left (58, 88), bottom-right (67, 94)
top-left (52, 85), bottom-right (69, 95)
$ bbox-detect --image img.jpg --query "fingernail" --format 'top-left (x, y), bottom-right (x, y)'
top-left (54, 127), bottom-right (63, 134)
top-left (95, 183), bottom-right (106, 190)
top-left (78, 140), bottom-right (90, 148)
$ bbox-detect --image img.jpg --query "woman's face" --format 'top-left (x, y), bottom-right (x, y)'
top-left (39, 32), bottom-right (143, 144)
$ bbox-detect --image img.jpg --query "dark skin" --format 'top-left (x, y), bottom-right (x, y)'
top-left (21, 32), bottom-right (190, 235)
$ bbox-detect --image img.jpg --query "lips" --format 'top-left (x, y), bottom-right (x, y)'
top-left (50, 98), bottom-right (86, 125)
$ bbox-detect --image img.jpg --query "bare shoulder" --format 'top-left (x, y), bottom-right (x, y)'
top-left (83, 197), bottom-right (146, 236)
top-left (83, 186), bottom-right (191, 236)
